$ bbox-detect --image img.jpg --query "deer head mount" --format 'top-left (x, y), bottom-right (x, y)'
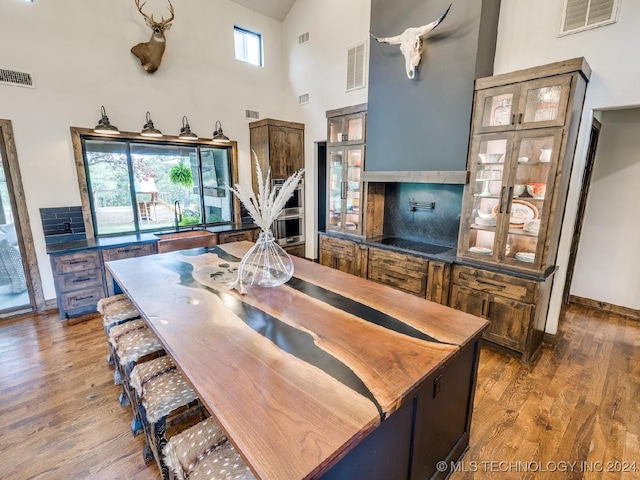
top-left (372, 3), bottom-right (452, 80)
top-left (130, 0), bottom-right (175, 74)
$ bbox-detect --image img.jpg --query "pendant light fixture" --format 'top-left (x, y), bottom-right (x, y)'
top-left (212, 120), bottom-right (230, 143)
top-left (141, 111), bottom-right (163, 137)
top-left (94, 106), bottom-right (120, 135)
top-left (178, 116), bottom-right (198, 140)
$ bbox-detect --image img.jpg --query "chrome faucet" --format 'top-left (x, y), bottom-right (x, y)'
top-left (174, 200), bottom-right (182, 231)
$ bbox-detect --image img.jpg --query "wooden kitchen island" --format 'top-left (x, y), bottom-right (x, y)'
top-left (106, 242), bottom-right (488, 480)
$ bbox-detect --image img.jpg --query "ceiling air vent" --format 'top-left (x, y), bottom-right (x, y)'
top-left (298, 93), bottom-right (310, 105)
top-left (560, 0), bottom-right (619, 35)
top-left (0, 68), bottom-right (35, 88)
top-left (346, 41), bottom-right (366, 91)
top-left (245, 109), bottom-right (260, 120)
top-left (298, 32), bottom-right (309, 45)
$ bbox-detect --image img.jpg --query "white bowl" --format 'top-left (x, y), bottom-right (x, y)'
top-left (478, 153), bottom-right (504, 164)
top-left (513, 184), bottom-right (526, 197)
top-left (477, 210), bottom-right (494, 220)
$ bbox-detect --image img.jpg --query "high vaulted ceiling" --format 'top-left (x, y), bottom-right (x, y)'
top-left (229, 0), bottom-right (296, 21)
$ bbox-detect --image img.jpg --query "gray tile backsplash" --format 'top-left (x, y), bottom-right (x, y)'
top-left (40, 206), bottom-right (86, 244)
top-left (382, 183), bottom-right (463, 247)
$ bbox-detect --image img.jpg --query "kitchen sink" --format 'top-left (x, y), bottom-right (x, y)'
top-left (156, 229), bottom-right (218, 253)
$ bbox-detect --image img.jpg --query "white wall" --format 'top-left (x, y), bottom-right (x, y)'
top-left (281, 0), bottom-right (370, 258)
top-left (571, 108), bottom-right (640, 309)
top-left (494, 0), bottom-right (640, 332)
top-left (0, 0), bottom-right (285, 300)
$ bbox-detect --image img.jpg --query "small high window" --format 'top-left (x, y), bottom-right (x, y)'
top-left (234, 26), bottom-right (263, 66)
top-left (560, 0), bottom-right (619, 35)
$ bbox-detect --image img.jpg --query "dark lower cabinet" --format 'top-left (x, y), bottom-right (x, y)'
top-left (321, 335), bottom-right (482, 480)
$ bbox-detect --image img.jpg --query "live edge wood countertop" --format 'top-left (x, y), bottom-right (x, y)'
top-left (105, 241), bottom-right (488, 480)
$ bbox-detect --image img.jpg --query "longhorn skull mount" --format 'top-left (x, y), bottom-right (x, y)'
top-left (372, 3), bottom-right (452, 79)
top-left (130, 0), bottom-right (175, 74)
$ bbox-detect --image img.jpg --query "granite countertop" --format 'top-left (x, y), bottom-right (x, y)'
top-left (46, 223), bottom-right (258, 255)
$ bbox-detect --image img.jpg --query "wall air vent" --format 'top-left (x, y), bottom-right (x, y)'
top-left (560, 0), bottom-right (619, 35)
top-left (346, 41), bottom-right (366, 91)
top-left (298, 93), bottom-right (310, 105)
top-left (0, 68), bottom-right (35, 88)
top-left (245, 109), bottom-right (260, 120)
top-left (298, 32), bottom-right (309, 45)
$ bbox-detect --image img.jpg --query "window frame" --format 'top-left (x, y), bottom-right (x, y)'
top-left (234, 25), bottom-right (263, 67)
top-left (559, 0), bottom-right (620, 36)
top-left (70, 127), bottom-right (241, 238)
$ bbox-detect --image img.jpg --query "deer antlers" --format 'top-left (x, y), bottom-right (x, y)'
top-left (131, 0), bottom-right (175, 73)
top-left (134, 0), bottom-right (174, 28)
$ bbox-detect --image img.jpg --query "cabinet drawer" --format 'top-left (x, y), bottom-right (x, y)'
top-left (57, 268), bottom-right (104, 292)
top-left (368, 247), bottom-right (428, 277)
top-left (218, 230), bottom-right (254, 244)
top-left (102, 243), bottom-right (157, 261)
top-left (368, 267), bottom-right (426, 297)
top-left (52, 251), bottom-right (102, 275)
top-left (452, 265), bottom-right (536, 303)
top-left (60, 286), bottom-right (105, 311)
top-left (320, 236), bottom-right (356, 258)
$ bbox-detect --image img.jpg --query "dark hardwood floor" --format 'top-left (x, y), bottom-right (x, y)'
top-left (0, 304), bottom-right (638, 479)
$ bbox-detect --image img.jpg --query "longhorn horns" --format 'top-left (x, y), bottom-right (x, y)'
top-left (372, 3), bottom-right (452, 45)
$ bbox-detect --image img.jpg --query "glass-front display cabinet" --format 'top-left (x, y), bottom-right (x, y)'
top-left (473, 76), bottom-right (572, 134)
top-left (326, 103), bottom-right (367, 235)
top-left (458, 58), bottom-right (591, 274)
top-left (459, 130), bottom-right (563, 272)
top-left (327, 145), bottom-right (363, 234)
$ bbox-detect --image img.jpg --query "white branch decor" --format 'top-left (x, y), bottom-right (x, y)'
top-left (226, 151), bottom-right (304, 293)
top-left (227, 152), bottom-right (304, 232)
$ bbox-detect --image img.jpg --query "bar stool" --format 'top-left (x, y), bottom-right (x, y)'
top-left (130, 355), bottom-right (203, 480)
top-left (108, 319), bottom-right (164, 410)
top-left (97, 294), bottom-right (141, 366)
top-left (164, 417), bottom-right (255, 480)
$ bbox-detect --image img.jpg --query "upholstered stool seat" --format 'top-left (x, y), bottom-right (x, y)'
top-left (164, 417), bottom-right (255, 480)
top-left (98, 294), bottom-right (141, 366)
top-left (130, 355), bottom-right (203, 479)
top-left (108, 319), bottom-right (164, 413)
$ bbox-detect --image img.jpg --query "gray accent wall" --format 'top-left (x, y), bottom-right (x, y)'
top-left (366, 0), bottom-right (501, 172)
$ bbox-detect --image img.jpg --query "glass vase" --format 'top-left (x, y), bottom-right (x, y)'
top-left (235, 229), bottom-right (294, 290)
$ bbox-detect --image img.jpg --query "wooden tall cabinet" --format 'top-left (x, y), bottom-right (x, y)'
top-left (458, 58), bottom-right (590, 274)
top-left (453, 58), bottom-right (590, 361)
top-left (326, 103), bottom-right (367, 236)
top-left (249, 118), bottom-right (304, 187)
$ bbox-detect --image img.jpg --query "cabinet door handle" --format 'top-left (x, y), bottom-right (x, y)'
top-left (69, 259), bottom-right (88, 265)
top-left (511, 113), bottom-right (516, 126)
top-left (386, 273), bottom-right (405, 281)
top-left (476, 279), bottom-right (505, 289)
top-left (481, 299), bottom-right (487, 317)
top-left (74, 295), bottom-right (94, 301)
top-left (486, 300), bottom-right (492, 318)
top-left (518, 113), bottom-right (523, 124)
top-left (72, 277), bottom-right (91, 283)
top-left (498, 187), bottom-right (506, 213)
top-left (341, 181), bottom-right (347, 199)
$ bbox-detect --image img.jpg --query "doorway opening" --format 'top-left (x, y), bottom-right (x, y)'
top-left (0, 119), bottom-right (44, 318)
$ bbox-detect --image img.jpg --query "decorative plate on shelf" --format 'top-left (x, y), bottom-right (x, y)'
top-left (469, 246), bottom-right (492, 254)
top-left (515, 252), bottom-right (535, 263)
top-left (492, 199), bottom-right (538, 227)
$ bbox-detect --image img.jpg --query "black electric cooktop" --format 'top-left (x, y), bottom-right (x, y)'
top-left (373, 237), bottom-right (451, 256)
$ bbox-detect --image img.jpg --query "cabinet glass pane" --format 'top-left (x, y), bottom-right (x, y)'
top-left (344, 148), bottom-right (362, 232)
top-left (328, 118), bottom-right (345, 143)
top-left (522, 85), bottom-right (562, 124)
top-left (481, 93), bottom-right (515, 128)
top-left (346, 117), bottom-right (364, 142)
top-left (327, 151), bottom-right (343, 230)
